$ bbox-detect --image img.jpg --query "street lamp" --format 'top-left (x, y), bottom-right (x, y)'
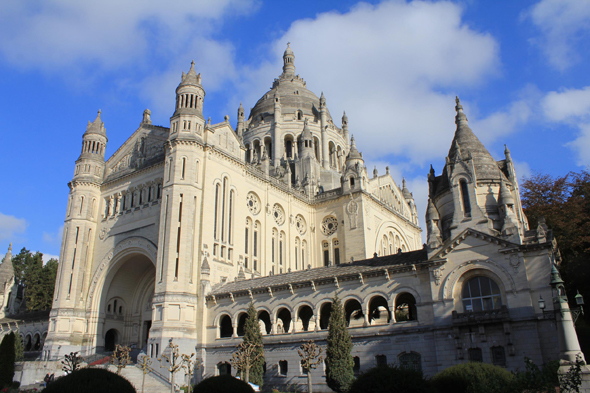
top-left (572, 290), bottom-right (585, 324)
top-left (538, 295), bottom-right (546, 311)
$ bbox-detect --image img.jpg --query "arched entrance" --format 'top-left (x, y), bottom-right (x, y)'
top-left (98, 250), bottom-right (156, 351)
top-left (105, 329), bottom-right (118, 352)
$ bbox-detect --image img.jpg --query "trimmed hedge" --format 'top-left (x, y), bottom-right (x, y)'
top-left (432, 362), bottom-right (514, 393)
top-left (193, 375), bottom-right (254, 393)
top-left (349, 365), bottom-right (435, 393)
top-left (43, 368), bottom-right (136, 393)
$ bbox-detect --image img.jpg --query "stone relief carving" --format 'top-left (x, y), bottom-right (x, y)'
top-left (431, 266), bottom-right (445, 286)
top-left (508, 253), bottom-right (522, 273)
top-left (346, 198), bottom-right (359, 229)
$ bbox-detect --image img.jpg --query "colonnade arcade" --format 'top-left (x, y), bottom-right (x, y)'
top-left (215, 291), bottom-right (418, 339)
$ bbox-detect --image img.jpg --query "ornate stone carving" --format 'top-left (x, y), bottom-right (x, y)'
top-left (321, 216), bottom-right (338, 236)
top-left (246, 192), bottom-right (261, 215)
top-left (432, 266), bottom-right (445, 286)
top-left (346, 198), bottom-right (359, 229)
top-left (508, 253), bottom-right (522, 273)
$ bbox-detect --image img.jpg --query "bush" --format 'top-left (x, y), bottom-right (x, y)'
top-left (349, 365), bottom-right (435, 393)
top-left (432, 362), bottom-right (514, 393)
top-left (193, 375), bottom-right (254, 393)
top-left (43, 368), bottom-right (136, 393)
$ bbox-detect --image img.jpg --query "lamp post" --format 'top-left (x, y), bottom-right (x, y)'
top-left (549, 263), bottom-right (586, 363)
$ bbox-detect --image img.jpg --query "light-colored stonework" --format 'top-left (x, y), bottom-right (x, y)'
top-left (35, 45), bottom-right (583, 391)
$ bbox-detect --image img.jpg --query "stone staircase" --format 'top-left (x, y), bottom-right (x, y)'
top-left (107, 364), bottom-right (173, 393)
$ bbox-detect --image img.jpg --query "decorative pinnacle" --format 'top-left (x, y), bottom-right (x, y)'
top-left (455, 96), bottom-right (463, 112)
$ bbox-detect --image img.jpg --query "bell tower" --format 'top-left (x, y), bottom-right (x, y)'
top-left (45, 110), bottom-right (107, 357)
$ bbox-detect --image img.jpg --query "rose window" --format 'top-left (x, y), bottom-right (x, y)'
top-left (296, 215), bottom-right (306, 235)
top-left (273, 204), bottom-right (285, 225)
top-left (321, 216), bottom-right (338, 236)
top-left (246, 192), bottom-right (261, 215)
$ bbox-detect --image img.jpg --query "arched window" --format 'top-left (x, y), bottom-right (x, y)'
top-left (395, 293), bottom-right (417, 321)
top-left (219, 315), bottom-right (233, 338)
top-left (491, 346), bottom-right (506, 366)
top-left (181, 157), bottom-right (186, 179)
top-left (353, 356), bottom-right (361, 376)
top-left (344, 299), bottom-right (364, 327)
top-left (276, 308), bottom-right (292, 333)
top-left (369, 296), bottom-right (391, 324)
top-left (462, 276), bottom-right (502, 312)
top-left (253, 221), bottom-right (260, 271)
top-left (323, 241), bottom-right (330, 266)
top-left (375, 355), bottom-right (387, 367)
top-left (319, 303), bottom-right (332, 330)
top-left (333, 239), bottom-right (340, 265)
top-left (245, 218), bottom-right (251, 269)
top-left (237, 313), bottom-right (248, 337)
top-left (459, 179), bottom-right (471, 217)
top-left (258, 310), bottom-right (271, 335)
top-left (468, 347), bottom-right (483, 362)
top-left (301, 240), bottom-right (307, 269)
top-left (298, 305), bottom-right (314, 332)
top-left (213, 183), bottom-right (220, 241)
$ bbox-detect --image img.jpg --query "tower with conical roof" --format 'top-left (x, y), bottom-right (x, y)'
top-left (45, 110), bottom-right (108, 355)
top-left (342, 136), bottom-right (367, 194)
top-left (0, 244), bottom-right (15, 319)
top-left (150, 61), bottom-right (208, 356)
top-left (426, 97), bottom-right (528, 249)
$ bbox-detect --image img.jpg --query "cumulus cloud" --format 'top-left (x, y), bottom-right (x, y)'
top-left (0, 213), bottom-right (27, 242)
top-left (43, 225), bottom-right (64, 248)
top-left (524, 0), bottom-right (590, 71)
top-left (541, 86), bottom-right (590, 166)
top-left (0, 0), bottom-right (258, 114)
top-left (233, 0), bottom-right (501, 165)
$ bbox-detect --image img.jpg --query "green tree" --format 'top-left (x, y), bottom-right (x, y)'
top-left (325, 294), bottom-right (354, 393)
top-left (242, 301), bottom-right (265, 387)
top-left (521, 171), bottom-right (590, 316)
top-left (0, 332), bottom-right (16, 389)
top-left (11, 248), bottom-right (58, 311)
top-left (14, 331), bottom-right (24, 361)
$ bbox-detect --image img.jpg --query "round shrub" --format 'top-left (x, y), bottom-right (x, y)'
top-left (432, 362), bottom-right (515, 393)
top-left (193, 375), bottom-right (254, 393)
top-left (349, 365), bottom-right (435, 393)
top-left (43, 367), bottom-right (136, 393)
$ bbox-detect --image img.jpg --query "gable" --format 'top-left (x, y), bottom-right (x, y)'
top-left (205, 123), bottom-right (242, 159)
top-left (430, 229), bottom-right (517, 261)
top-left (104, 125), bottom-right (169, 182)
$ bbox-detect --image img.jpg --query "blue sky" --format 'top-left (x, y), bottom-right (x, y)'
top-left (1, 0), bottom-right (590, 261)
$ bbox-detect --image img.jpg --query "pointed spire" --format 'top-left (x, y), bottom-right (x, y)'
top-left (448, 96), bottom-right (502, 181)
top-left (301, 117), bottom-right (312, 140)
top-left (320, 91), bottom-right (326, 106)
top-left (179, 60), bottom-right (202, 86)
top-left (84, 109), bottom-right (107, 137)
top-left (347, 135), bottom-right (362, 160)
top-left (402, 178), bottom-right (413, 200)
top-left (4, 243), bottom-right (12, 263)
top-left (504, 144), bottom-right (512, 161)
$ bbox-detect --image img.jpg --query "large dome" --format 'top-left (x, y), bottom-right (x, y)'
top-left (247, 44), bottom-right (333, 123)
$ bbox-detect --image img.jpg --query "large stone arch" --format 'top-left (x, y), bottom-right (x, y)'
top-left (86, 236), bottom-right (157, 350)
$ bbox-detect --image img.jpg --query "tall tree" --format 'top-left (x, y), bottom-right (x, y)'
top-left (521, 171), bottom-right (590, 304)
top-left (242, 301), bottom-right (265, 386)
top-left (11, 248), bottom-right (58, 311)
top-left (0, 332), bottom-right (16, 389)
top-left (325, 294), bottom-right (354, 393)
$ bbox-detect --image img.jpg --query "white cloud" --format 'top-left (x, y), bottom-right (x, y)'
top-left (43, 225), bottom-right (64, 248)
top-left (0, 213), bottom-right (27, 242)
top-left (233, 0), bottom-right (501, 165)
top-left (541, 86), bottom-right (590, 166)
top-left (513, 160), bottom-right (532, 181)
top-left (42, 254), bottom-right (59, 265)
top-left (0, 0), bottom-right (256, 70)
top-left (525, 0), bottom-right (590, 71)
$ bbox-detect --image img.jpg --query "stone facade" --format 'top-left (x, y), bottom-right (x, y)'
top-left (42, 45), bottom-right (582, 391)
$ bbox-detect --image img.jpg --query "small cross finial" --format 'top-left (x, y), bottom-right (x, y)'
top-left (455, 96), bottom-right (460, 105)
top-left (191, 60), bottom-right (195, 66)
top-left (287, 42), bottom-right (290, 47)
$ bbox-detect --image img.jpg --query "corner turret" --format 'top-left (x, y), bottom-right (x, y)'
top-left (74, 110), bottom-right (107, 184)
top-left (282, 43), bottom-right (295, 76)
top-left (170, 61), bottom-right (206, 141)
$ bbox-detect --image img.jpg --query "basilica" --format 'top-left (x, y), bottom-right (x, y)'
top-left (20, 45), bottom-right (581, 390)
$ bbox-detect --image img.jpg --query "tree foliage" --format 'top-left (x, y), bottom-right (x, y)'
top-left (11, 248), bottom-right (58, 311)
top-left (325, 294), bottom-right (354, 393)
top-left (110, 344), bottom-right (132, 375)
top-left (349, 364), bottom-right (435, 393)
top-left (14, 331), bottom-right (23, 361)
top-left (242, 301), bottom-right (264, 387)
top-left (62, 351), bottom-right (83, 374)
top-left (193, 375), bottom-right (254, 393)
top-left (432, 362), bottom-right (515, 393)
top-left (43, 367), bottom-right (136, 393)
top-left (0, 332), bottom-right (16, 389)
top-left (521, 171), bottom-right (590, 313)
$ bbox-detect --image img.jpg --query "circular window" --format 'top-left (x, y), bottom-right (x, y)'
top-left (296, 215), bottom-right (306, 235)
top-left (246, 192), bottom-right (261, 215)
top-left (321, 216), bottom-right (338, 236)
top-left (273, 204), bottom-right (285, 225)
